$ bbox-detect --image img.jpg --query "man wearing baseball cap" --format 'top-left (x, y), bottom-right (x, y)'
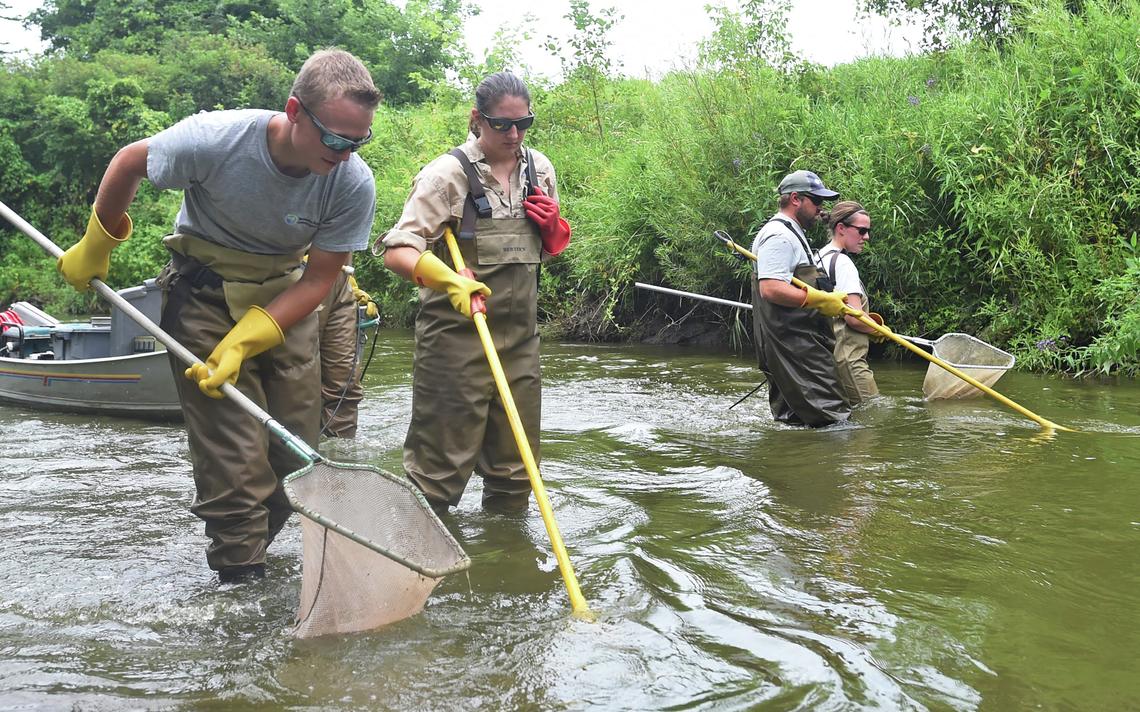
top-left (749, 170), bottom-right (851, 426)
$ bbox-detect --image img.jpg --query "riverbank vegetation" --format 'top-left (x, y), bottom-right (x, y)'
top-left (1, 0), bottom-right (1137, 375)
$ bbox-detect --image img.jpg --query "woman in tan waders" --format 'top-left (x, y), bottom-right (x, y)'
top-left (818, 201), bottom-right (881, 405)
top-left (379, 72), bottom-right (571, 513)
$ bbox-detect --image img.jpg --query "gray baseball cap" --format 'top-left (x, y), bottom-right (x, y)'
top-left (777, 170), bottom-right (839, 199)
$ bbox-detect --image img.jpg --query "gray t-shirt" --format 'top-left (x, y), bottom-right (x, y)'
top-left (147, 109), bottom-right (375, 255)
top-left (751, 212), bottom-right (822, 282)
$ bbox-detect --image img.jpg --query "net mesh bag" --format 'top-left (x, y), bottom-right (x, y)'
top-left (922, 333), bottom-right (1016, 400)
top-left (284, 461), bottom-right (470, 638)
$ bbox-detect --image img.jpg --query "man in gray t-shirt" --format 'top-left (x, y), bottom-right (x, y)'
top-left (57, 49), bottom-right (381, 584)
top-left (750, 170), bottom-right (851, 427)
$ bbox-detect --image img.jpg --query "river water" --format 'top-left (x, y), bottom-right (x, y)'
top-left (1, 329), bottom-right (1137, 710)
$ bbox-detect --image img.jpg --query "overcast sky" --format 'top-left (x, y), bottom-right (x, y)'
top-left (465, 0), bottom-right (924, 77)
top-left (2, 0), bottom-right (923, 73)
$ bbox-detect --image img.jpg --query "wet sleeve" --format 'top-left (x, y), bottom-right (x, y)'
top-left (146, 115), bottom-right (203, 190)
top-left (380, 160), bottom-right (464, 254)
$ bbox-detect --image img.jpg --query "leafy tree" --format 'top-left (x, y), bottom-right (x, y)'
top-left (1, 1), bottom-right (14, 54)
top-left (699, 0), bottom-right (799, 73)
top-left (456, 13), bottom-right (542, 93)
top-left (231, 0), bottom-right (471, 104)
top-left (858, 0), bottom-right (1013, 47)
top-left (543, 0), bottom-right (622, 141)
top-left (30, 0), bottom-right (471, 104)
top-left (28, 0), bottom-right (264, 56)
top-left (858, 0), bottom-right (1086, 48)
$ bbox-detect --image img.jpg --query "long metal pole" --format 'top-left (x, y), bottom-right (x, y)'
top-left (634, 282), bottom-right (752, 310)
top-left (0, 200), bottom-right (321, 460)
top-left (633, 281), bottom-right (937, 347)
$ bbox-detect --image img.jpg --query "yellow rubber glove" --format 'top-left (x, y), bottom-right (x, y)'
top-left (800, 284), bottom-right (849, 318)
top-left (57, 208), bottom-right (133, 291)
top-left (412, 251), bottom-right (491, 318)
top-left (347, 273), bottom-right (378, 319)
top-left (184, 306), bottom-right (284, 399)
top-left (867, 312), bottom-right (892, 344)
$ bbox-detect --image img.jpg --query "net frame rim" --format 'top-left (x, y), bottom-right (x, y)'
top-left (283, 460), bottom-right (472, 578)
top-left (930, 332), bottom-right (1017, 371)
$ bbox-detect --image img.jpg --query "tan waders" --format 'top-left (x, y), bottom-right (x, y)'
top-left (157, 234), bottom-right (320, 572)
top-left (821, 249), bottom-right (878, 406)
top-left (831, 318), bottom-right (878, 406)
top-left (317, 269), bottom-right (363, 437)
top-left (751, 265), bottom-right (851, 427)
top-left (404, 217), bottom-right (542, 511)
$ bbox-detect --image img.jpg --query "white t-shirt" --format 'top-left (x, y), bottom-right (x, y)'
top-left (751, 213), bottom-right (823, 282)
top-left (818, 244), bottom-right (866, 298)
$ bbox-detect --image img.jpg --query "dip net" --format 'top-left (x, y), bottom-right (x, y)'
top-left (284, 461), bottom-right (470, 638)
top-left (922, 333), bottom-right (1016, 400)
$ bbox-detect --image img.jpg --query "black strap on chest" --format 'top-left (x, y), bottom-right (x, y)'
top-left (768, 217), bottom-right (818, 265)
top-left (825, 249), bottom-right (846, 284)
top-left (448, 148), bottom-right (490, 239)
top-left (448, 147), bottom-right (538, 239)
top-left (523, 148), bottom-right (538, 197)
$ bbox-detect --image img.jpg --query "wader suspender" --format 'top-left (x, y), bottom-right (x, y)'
top-left (769, 217), bottom-right (823, 269)
top-left (447, 147), bottom-right (538, 240)
top-left (753, 216), bottom-right (821, 273)
top-left (826, 249), bottom-right (845, 285)
top-left (824, 248), bottom-right (867, 306)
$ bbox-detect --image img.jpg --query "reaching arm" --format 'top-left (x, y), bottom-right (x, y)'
top-left (185, 248), bottom-right (349, 398)
top-left (94, 140), bottom-right (150, 229)
top-left (759, 277), bottom-right (848, 318)
top-left (383, 245), bottom-right (422, 281)
top-left (265, 247), bottom-right (349, 330)
top-left (56, 140), bottom-right (149, 291)
top-left (843, 294), bottom-right (877, 333)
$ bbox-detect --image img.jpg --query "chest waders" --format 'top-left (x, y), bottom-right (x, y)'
top-left (317, 269), bottom-right (365, 437)
top-left (751, 222), bottom-right (850, 427)
top-left (402, 148), bottom-right (544, 511)
top-left (156, 233), bottom-right (321, 571)
top-left (823, 250), bottom-right (879, 405)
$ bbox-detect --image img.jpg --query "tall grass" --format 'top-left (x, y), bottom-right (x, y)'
top-left (7, 0), bottom-right (1136, 375)
top-left (547, 0), bottom-right (1140, 375)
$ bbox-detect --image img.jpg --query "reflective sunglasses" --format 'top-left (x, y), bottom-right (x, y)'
top-left (842, 223), bottom-right (871, 236)
top-left (295, 97), bottom-right (372, 152)
top-left (480, 111), bottom-right (535, 133)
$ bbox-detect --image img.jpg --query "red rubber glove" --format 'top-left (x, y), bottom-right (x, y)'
top-left (523, 186), bottom-right (571, 256)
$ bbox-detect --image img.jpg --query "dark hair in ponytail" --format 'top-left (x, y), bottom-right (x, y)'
top-left (469, 72), bottom-right (531, 136)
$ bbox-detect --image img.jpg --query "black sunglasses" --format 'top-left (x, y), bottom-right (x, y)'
top-left (802, 193), bottom-right (825, 206)
top-left (842, 222), bottom-right (871, 236)
top-left (295, 97), bottom-right (372, 152)
top-left (480, 111), bottom-right (535, 133)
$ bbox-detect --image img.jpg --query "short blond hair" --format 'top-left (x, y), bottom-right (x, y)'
top-left (291, 49), bottom-right (381, 110)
